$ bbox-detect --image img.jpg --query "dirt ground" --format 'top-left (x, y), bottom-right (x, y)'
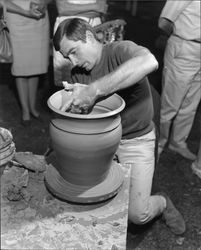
top-left (0, 3), bottom-right (201, 249)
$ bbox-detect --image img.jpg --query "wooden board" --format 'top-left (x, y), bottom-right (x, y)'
top-left (1, 161), bottom-right (131, 250)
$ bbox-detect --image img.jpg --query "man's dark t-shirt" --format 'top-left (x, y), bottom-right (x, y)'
top-left (70, 40), bottom-right (154, 139)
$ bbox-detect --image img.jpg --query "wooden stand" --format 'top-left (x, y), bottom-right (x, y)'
top-left (1, 160), bottom-right (131, 250)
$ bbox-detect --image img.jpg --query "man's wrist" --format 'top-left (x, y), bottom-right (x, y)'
top-left (22, 9), bottom-right (31, 17)
top-left (89, 84), bottom-right (103, 102)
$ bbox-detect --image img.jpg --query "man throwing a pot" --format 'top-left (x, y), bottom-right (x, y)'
top-left (53, 18), bottom-right (185, 234)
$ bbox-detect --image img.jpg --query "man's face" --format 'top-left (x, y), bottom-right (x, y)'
top-left (59, 33), bottom-right (97, 71)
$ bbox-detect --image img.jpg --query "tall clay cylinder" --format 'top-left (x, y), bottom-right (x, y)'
top-left (50, 116), bottom-right (122, 186)
top-left (48, 90), bottom-right (125, 187)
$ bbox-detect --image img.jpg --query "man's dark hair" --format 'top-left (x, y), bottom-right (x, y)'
top-left (53, 18), bottom-right (98, 51)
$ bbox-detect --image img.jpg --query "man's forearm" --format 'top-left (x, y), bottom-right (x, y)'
top-left (90, 50), bottom-right (158, 99)
top-left (6, 1), bottom-right (34, 17)
top-left (5, 1), bottom-right (27, 15)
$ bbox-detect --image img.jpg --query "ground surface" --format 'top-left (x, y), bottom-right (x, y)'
top-left (0, 3), bottom-right (201, 249)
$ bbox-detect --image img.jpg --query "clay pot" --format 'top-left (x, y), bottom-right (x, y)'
top-left (47, 90), bottom-right (125, 187)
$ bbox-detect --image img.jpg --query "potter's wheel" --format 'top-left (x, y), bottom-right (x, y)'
top-left (44, 154), bottom-right (124, 204)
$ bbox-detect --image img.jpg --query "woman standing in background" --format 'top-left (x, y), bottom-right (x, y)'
top-left (191, 113), bottom-right (201, 179)
top-left (53, 0), bottom-right (108, 86)
top-left (4, 0), bottom-right (51, 126)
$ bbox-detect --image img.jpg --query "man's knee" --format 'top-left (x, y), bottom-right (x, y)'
top-left (129, 209), bottom-right (150, 225)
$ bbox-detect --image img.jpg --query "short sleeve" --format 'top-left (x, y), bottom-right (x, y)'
top-left (160, 0), bottom-right (192, 22)
top-left (112, 40), bottom-right (146, 63)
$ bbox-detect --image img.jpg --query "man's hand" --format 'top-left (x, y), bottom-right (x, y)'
top-left (61, 82), bottom-right (97, 114)
top-left (29, 0), bottom-right (46, 19)
top-left (29, 8), bottom-right (44, 19)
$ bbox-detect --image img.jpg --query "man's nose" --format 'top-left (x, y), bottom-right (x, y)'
top-left (68, 55), bottom-right (77, 66)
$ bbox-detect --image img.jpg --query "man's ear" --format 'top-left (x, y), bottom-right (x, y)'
top-left (86, 30), bottom-right (95, 42)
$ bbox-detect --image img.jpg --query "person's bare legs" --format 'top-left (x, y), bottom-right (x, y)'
top-left (28, 76), bottom-right (40, 117)
top-left (197, 140), bottom-right (201, 167)
top-left (191, 138), bottom-right (201, 179)
top-left (16, 77), bottom-right (30, 121)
